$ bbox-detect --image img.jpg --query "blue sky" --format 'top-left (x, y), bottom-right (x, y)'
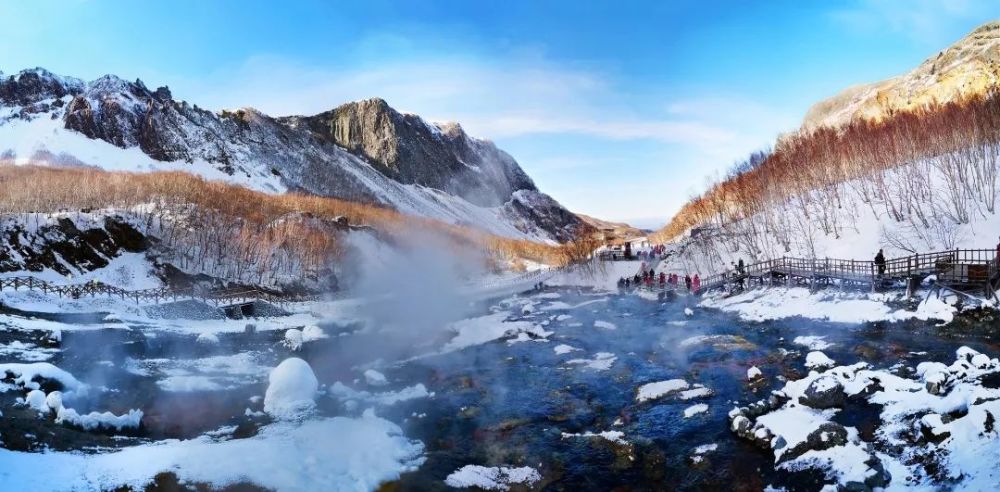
top-left (1, 0), bottom-right (998, 227)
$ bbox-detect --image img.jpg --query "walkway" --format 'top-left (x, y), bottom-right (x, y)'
top-left (0, 276), bottom-right (312, 307)
top-left (696, 249), bottom-right (999, 299)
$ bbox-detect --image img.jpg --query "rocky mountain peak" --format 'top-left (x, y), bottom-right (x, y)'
top-left (301, 97), bottom-right (536, 207)
top-left (0, 67), bottom-right (84, 105)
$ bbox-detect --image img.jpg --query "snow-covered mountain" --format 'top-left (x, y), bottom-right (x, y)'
top-left (803, 20), bottom-right (1000, 131)
top-left (0, 68), bottom-right (583, 242)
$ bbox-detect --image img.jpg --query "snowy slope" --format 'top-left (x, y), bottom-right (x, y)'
top-left (0, 68), bottom-right (582, 243)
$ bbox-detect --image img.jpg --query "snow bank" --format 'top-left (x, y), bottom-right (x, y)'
top-left (0, 362), bottom-right (87, 395)
top-left (444, 465), bottom-right (541, 491)
top-left (701, 287), bottom-right (957, 324)
top-left (0, 409), bottom-right (425, 491)
top-left (594, 320), bottom-right (617, 330)
top-left (263, 358), bottom-right (318, 418)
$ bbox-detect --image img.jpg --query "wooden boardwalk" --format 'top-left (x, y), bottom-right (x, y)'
top-left (696, 249), bottom-right (999, 299)
top-left (0, 276), bottom-right (313, 308)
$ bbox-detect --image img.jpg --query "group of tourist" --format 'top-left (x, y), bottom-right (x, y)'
top-left (617, 270), bottom-right (701, 293)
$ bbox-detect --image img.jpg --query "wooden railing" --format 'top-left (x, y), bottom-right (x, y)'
top-left (0, 276), bottom-right (314, 307)
top-left (695, 249), bottom-right (999, 296)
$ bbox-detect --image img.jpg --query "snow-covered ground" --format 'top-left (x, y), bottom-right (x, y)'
top-left (700, 286), bottom-right (959, 324)
top-left (729, 345), bottom-right (1000, 490)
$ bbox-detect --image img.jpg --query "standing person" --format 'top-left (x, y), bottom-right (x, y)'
top-left (874, 249), bottom-right (886, 278)
top-left (693, 274), bottom-right (701, 293)
top-left (659, 272), bottom-right (666, 286)
top-left (684, 274), bottom-right (692, 291)
top-left (995, 236), bottom-right (1000, 261)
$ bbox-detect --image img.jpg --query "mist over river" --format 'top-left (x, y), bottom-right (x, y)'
top-left (3, 284), bottom-right (994, 490)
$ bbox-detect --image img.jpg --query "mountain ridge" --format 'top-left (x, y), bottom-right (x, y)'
top-left (0, 67), bottom-right (584, 242)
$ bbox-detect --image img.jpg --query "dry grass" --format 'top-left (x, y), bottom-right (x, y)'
top-left (0, 164), bottom-right (570, 282)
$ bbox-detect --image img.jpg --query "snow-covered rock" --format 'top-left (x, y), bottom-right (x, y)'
top-left (804, 351), bottom-right (836, 370)
top-left (263, 358), bottom-right (319, 418)
top-left (444, 465), bottom-right (542, 491)
top-left (196, 332), bottom-right (219, 344)
top-left (636, 379), bottom-right (689, 402)
top-left (301, 325), bottom-right (327, 342)
top-left (25, 389), bottom-right (48, 414)
top-left (45, 391), bottom-right (63, 411)
top-left (282, 328), bottom-right (304, 351)
top-left (684, 403), bottom-right (709, 418)
top-left (56, 407), bottom-right (143, 431)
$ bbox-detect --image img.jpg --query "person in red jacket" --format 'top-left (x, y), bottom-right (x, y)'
top-left (692, 274), bottom-right (701, 293)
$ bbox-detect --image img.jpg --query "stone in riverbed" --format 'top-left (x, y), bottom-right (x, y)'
top-left (780, 422), bottom-right (849, 461)
top-left (798, 375), bottom-right (845, 409)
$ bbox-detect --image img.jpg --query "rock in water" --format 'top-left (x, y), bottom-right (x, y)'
top-left (264, 358), bottom-right (319, 418)
top-left (798, 375), bottom-right (846, 409)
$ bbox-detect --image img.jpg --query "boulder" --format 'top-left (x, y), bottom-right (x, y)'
top-left (798, 375), bottom-right (846, 409)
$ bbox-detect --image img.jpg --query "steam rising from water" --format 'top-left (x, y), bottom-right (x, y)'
top-left (339, 230), bottom-right (488, 361)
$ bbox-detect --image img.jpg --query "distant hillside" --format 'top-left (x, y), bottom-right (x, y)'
top-left (654, 21), bottom-right (1000, 274)
top-left (575, 213), bottom-right (647, 241)
top-left (0, 68), bottom-right (583, 242)
top-left (803, 20), bottom-right (1000, 131)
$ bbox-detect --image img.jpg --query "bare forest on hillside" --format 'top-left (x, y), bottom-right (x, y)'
top-left (653, 91), bottom-right (1000, 265)
top-left (0, 165), bottom-right (572, 287)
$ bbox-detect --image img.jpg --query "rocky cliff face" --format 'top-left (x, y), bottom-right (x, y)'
top-left (296, 98), bottom-right (536, 207)
top-left (802, 20), bottom-right (1000, 131)
top-left (0, 68), bottom-right (583, 242)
